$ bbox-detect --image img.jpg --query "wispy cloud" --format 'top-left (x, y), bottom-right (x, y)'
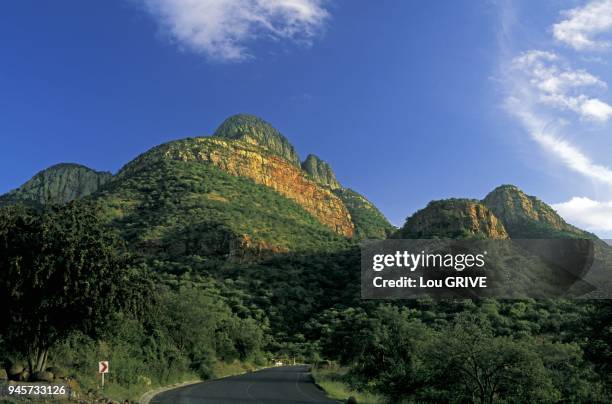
top-left (510, 50), bottom-right (612, 122)
top-left (502, 48), bottom-right (612, 185)
top-left (552, 197), bottom-right (612, 233)
top-left (504, 94), bottom-right (612, 186)
top-left (553, 0), bottom-right (612, 51)
top-left (138, 0), bottom-right (329, 61)
top-left (500, 0), bottom-right (612, 234)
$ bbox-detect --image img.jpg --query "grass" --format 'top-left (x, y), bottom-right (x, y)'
top-left (211, 360), bottom-right (260, 378)
top-left (104, 361), bottom-right (262, 403)
top-left (312, 365), bottom-right (384, 404)
top-left (72, 360), bottom-right (262, 402)
top-left (99, 370), bottom-right (198, 402)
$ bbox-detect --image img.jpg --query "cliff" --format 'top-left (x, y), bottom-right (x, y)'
top-left (119, 137), bottom-right (354, 237)
top-left (95, 159), bottom-right (350, 261)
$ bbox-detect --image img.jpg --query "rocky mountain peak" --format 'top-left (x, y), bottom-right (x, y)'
top-left (301, 154), bottom-right (341, 189)
top-left (213, 114), bottom-right (301, 166)
top-left (482, 184), bottom-right (585, 238)
top-left (115, 136), bottom-right (355, 237)
top-left (397, 199), bottom-right (509, 239)
top-left (1, 163), bottom-right (112, 206)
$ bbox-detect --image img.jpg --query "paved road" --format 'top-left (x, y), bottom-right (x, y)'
top-left (150, 365), bottom-right (336, 404)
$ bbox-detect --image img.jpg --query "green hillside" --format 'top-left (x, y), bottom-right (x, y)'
top-left (94, 160), bottom-right (351, 271)
top-left (333, 188), bottom-right (395, 240)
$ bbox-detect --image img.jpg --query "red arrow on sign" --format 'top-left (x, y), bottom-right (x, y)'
top-left (99, 361), bottom-right (109, 374)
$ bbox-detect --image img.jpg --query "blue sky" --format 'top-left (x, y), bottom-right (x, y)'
top-left (1, 1), bottom-right (612, 236)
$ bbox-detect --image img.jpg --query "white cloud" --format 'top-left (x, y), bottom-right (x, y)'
top-left (138, 0), bottom-right (329, 61)
top-left (504, 95), bottom-right (612, 186)
top-left (580, 98), bottom-right (612, 121)
top-left (552, 0), bottom-right (612, 51)
top-left (553, 197), bottom-right (612, 232)
top-left (510, 50), bottom-right (612, 122)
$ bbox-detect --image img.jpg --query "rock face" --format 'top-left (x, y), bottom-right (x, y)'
top-left (96, 156), bottom-right (353, 261)
top-left (0, 163), bottom-right (112, 206)
top-left (482, 185), bottom-right (587, 238)
top-left (394, 184), bottom-right (593, 241)
top-left (229, 234), bottom-right (290, 262)
top-left (301, 154), bottom-right (341, 189)
top-left (397, 199), bottom-right (509, 239)
top-left (119, 137), bottom-right (355, 237)
top-left (333, 188), bottom-right (395, 239)
top-left (213, 114), bottom-right (301, 167)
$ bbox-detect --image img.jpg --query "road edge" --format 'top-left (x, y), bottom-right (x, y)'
top-left (139, 379), bottom-right (201, 404)
top-left (139, 365), bottom-right (275, 404)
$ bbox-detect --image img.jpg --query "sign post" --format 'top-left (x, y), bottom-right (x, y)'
top-left (98, 361), bottom-right (109, 387)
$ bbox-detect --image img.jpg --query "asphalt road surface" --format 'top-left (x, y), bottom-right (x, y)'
top-left (150, 365), bottom-right (337, 404)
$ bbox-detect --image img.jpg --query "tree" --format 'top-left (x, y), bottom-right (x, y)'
top-left (581, 301), bottom-right (612, 397)
top-left (427, 314), bottom-right (559, 403)
top-left (162, 287), bottom-right (229, 376)
top-left (348, 305), bottom-right (434, 401)
top-left (0, 202), bottom-right (143, 373)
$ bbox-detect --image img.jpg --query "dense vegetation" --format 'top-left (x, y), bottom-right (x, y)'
top-left (334, 188), bottom-right (396, 240)
top-left (0, 203), bottom-right (268, 400)
top-left (96, 160), bottom-right (351, 265)
top-left (1, 183), bottom-right (610, 402)
top-left (0, 203), bottom-right (145, 375)
top-left (309, 300), bottom-right (611, 403)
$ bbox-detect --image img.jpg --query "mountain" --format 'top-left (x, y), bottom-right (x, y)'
top-left (396, 198), bottom-right (509, 239)
top-left (482, 185), bottom-right (591, 239)
top-left (95, 159), bottom-right (351, 265)
top-left (0, 114), bottom-right (398, 248)
top-left (0, 163), bottom-right (112, 206)
top-left (394, 185), bottom-right (600, 241)
top-left (79, 114), bottom-right (397, 263)
top-left (392, 186), bottom-right (612, 298)
top-left (1, 115), bottom-right (398, 259)
top-left (213, 114), bottom-right (301, 167)
top-left (118, 135), bottom-right (355, 238)
top-left (301, 154), bottom-right (341, 190)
